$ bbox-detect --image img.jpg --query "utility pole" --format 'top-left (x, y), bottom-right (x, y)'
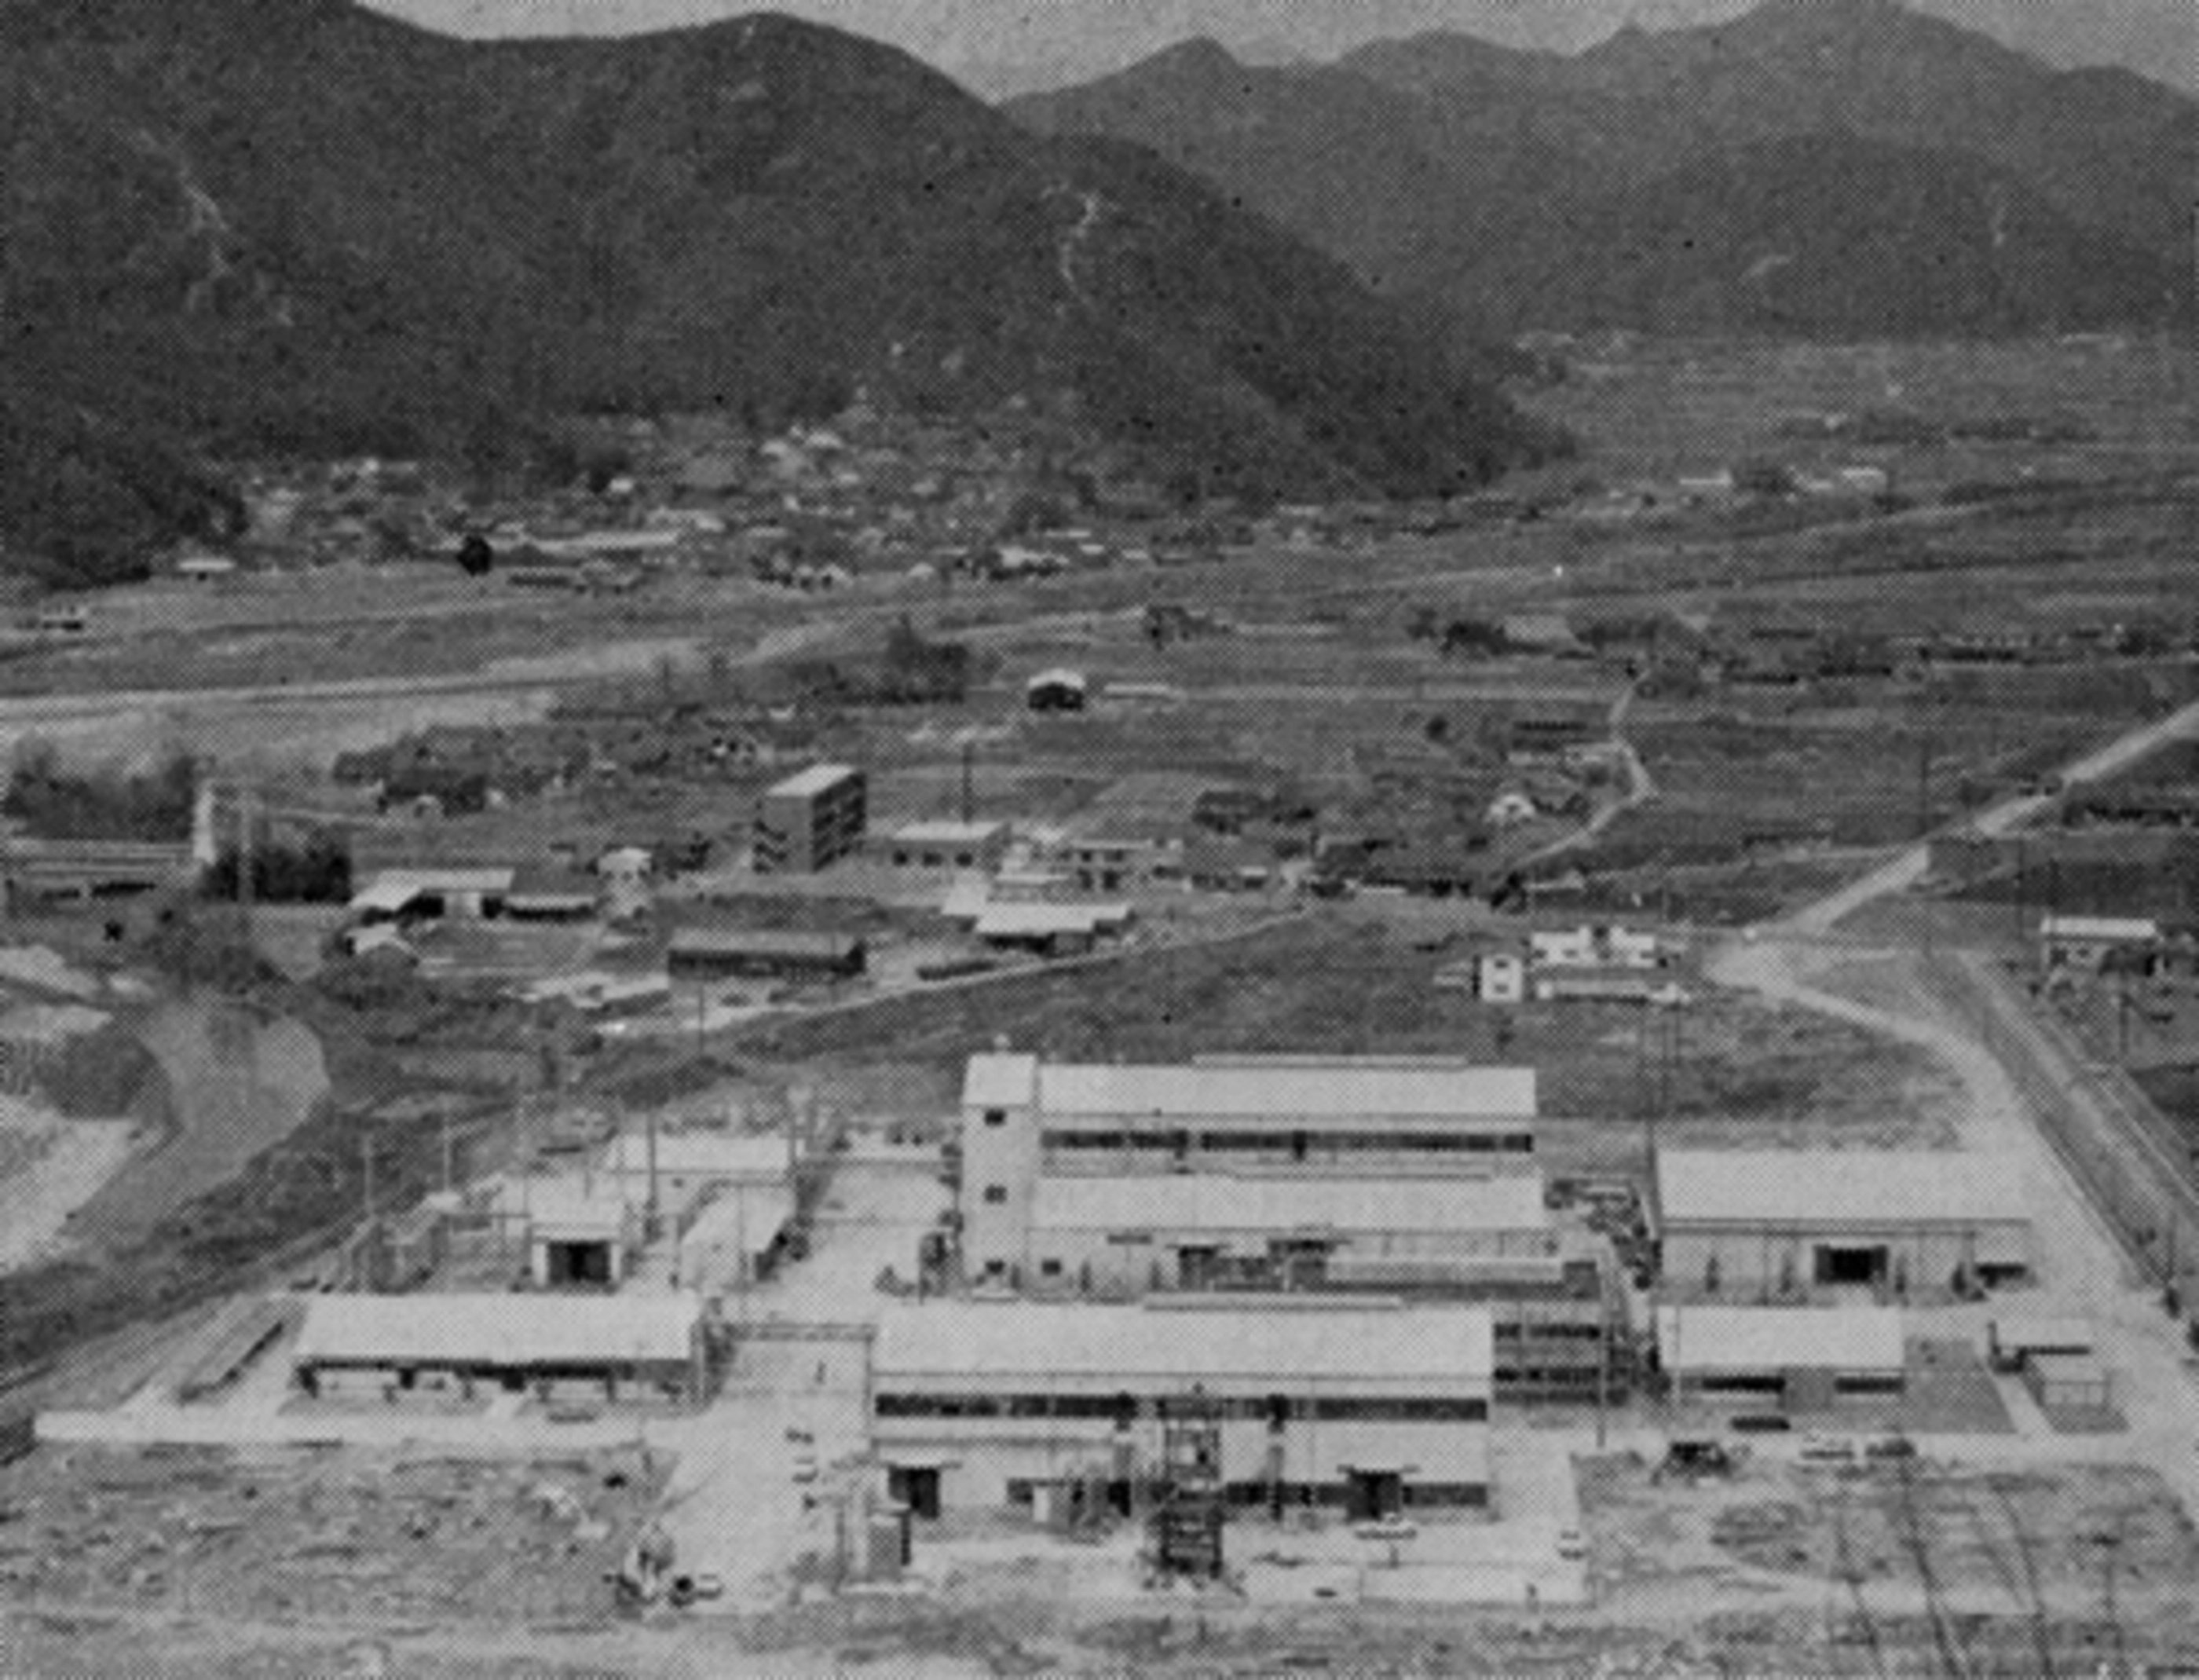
top-left (960, 740), bottom-right (975, 825)
top-left (1915, 732), bottom-right (1932, 839)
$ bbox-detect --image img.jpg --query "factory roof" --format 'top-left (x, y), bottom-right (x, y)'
top-left (2039, 915), bottom-right (2161, 942)
top-left (960, 1053), bottom-right (1536, 1120)
top-left (1656, 1305), bottom-right (1906, 1374)
top-left (294, 1293), bottom-right (701, 1368)
top-left (767, 763), bottom-right (861, 800)
top-left (971, 903), bottom-right (1130, 939)
top-left (873, 1301), bottom-right (1493, 1387)
top-left (889, 820), bottom-right (1006, 847)
top-left (1032, 1173), bottom-right (1550, 1235)
top-left (1656, 1151), bottom-right (2029, 1228)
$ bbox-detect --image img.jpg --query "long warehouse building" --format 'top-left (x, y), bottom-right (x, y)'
top-left (869, 1299), bottom-right (1494, 1522)
top-left (960, 1052), bottom-right (1539, 1286)
top-left (1654, 1150), bottom-right (2034, 1301)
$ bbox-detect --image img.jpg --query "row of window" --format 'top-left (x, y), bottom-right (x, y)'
top-left (1042, 1130), bottom-right (1534, 1154)
top-left (1002, 1478), bottom-right (1490, 1509)
top-left (875, 1392), bottom-right (1487, 1422)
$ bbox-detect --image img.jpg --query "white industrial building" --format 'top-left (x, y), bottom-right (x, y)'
top-left (1656, 1305), bottom-right (1907, 1409)
top-left (1655, 1151), bottom-right (2033, 1301)
top-left (1019, 1173), bottom-right (1560, 1295)
top-left (960, 1052), bottom-right (1539, 1285)
top-left (869, 1299), bottom-right (1494, 1521)
top-left (291, 1292), bottom-right (707, 1404)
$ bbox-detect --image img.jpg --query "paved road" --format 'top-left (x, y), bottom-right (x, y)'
top-left (1786, 695), bottom-right (2199, 937)
top-left (1704, 690), bottom-right (2199, 1533)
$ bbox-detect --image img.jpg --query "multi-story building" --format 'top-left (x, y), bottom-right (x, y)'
top-left (960, 1052), bottom-right (1539, 1283)
top-left (753, 763), bottom-right (866, 873)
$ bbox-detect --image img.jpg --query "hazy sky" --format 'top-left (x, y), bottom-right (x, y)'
top-left (362, 1), bottom-right (2197, 96)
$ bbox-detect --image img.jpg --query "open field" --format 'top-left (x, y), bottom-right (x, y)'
top-left (1520, 335), bottom-right (2198, 488)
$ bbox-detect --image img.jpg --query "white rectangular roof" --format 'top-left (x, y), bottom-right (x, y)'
top-left (349, 879), bottom-right (423, 914)
top-left (2040, 916), bottom-right (2159, 942)
top-left (890, 821), bottom-right (1005, 847)
top-left (874, 1301), bottom-right (1493, 1386)
top-left (964, 1052), bottom-right (1041, 1110)
top-left (1656, 1305), bottom-right (1905, 1374)
top-left (295, 1292), bottom-right (699, 1367)
top-left (1656, 1151), bottom-right (2029, 1228)
top-left (768, 763), bottom-right (860, 799)
top-left (1032, 1174), bottom-right (1550, 1236)
top-left (1037, 1060), bottom-right (1536, 1122)
top-left (973, 903), bottom-right (1129, 938)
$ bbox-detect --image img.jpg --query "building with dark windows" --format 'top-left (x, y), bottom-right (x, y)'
top-left (868, 1299), bottom-right (1492, 1520)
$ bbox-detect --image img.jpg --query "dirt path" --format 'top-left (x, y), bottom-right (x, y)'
top-left (1696, 692), bottom-right (2199, 1538)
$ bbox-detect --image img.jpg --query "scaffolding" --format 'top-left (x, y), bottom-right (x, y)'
top-left (1148, 1385), bottom-right (1226, 1583)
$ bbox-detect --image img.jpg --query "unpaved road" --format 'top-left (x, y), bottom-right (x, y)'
top-left (1705, 689), bottom-right (2199, 1535)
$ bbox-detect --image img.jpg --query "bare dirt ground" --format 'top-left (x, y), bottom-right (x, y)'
top-left (68, 1005), bottom-right (329, 1254)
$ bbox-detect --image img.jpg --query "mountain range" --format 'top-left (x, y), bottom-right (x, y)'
top-left (363, 1), bottom-right (2199, 100)
top-left (1011, 0), bottom-right (2197, 339)
top-left (0, 0), bottom-right (1558, 582)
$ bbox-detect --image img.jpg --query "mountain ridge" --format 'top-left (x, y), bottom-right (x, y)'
top-left (0, 2), bottom-right (1559, 581)
top-left (1012, 0), bottom-right (2195, 339)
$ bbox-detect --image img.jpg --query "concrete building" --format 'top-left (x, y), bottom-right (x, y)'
top-left (960, 1053), bottom-right (1538, 1287)
top-left (1478, 953), bottom-right (1527, 1005)
top-left (667, 927), bottom-right (866, 983)
top-left (971, 902), bottom-right (1131, 957)
top-left (292, 1293), bottom-right (706, 1404)
top-left (1019, 1174), bottom-right (1560, 1296)
top-left (755, 763), bottom-right (866, 873)
top-left (1655, 1151), bottom-right (2033, 1301)
top-left (0, 838), bottom-right (199, 905)
top-left (511, 1178), bottom-right (645, 1289)
top-left (2039, 915), bottom-right (2161, 972)
top-left (869, 1300), bottom-right (1494, 1520)
top-left (882, 820), bottom-right (1008, 873)
top-left (1655, 1305), bottom-right (1906, 1409)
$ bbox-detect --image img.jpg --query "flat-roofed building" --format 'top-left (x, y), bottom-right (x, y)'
top-left (508, 1177), bottom-right (644, 1289)
top-left (869, 1299), bottom-right (1493, 1521)
top-left (1023, 1173), bottom-right (1557, 1295)
top-left (961, 1053), bottom-right (1539, 1284)
top-left (754, 763), bottom-right (866, 873)
top-left (2039, 914), bottom-right (2161, 972)
top-left (880, 820), bottom-right (1008, 873)
top-left (971, 902), bottom-right (1132, 957)
top-left (1655, 1151), bottom-right (2033, 1301)
top-left (291, 1292), bottom-right (705, 1404)
top-left (1656, 1305), bottom-right (1906, 1409)
top-left (1014, 1173), bottom-right (1619, 1400)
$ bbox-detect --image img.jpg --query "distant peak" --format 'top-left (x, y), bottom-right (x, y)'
top-left (1144, 35), bottom-right (1242, 75)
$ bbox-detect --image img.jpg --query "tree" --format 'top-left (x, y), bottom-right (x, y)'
top-left (456, 533), bottom-right (495, 577)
